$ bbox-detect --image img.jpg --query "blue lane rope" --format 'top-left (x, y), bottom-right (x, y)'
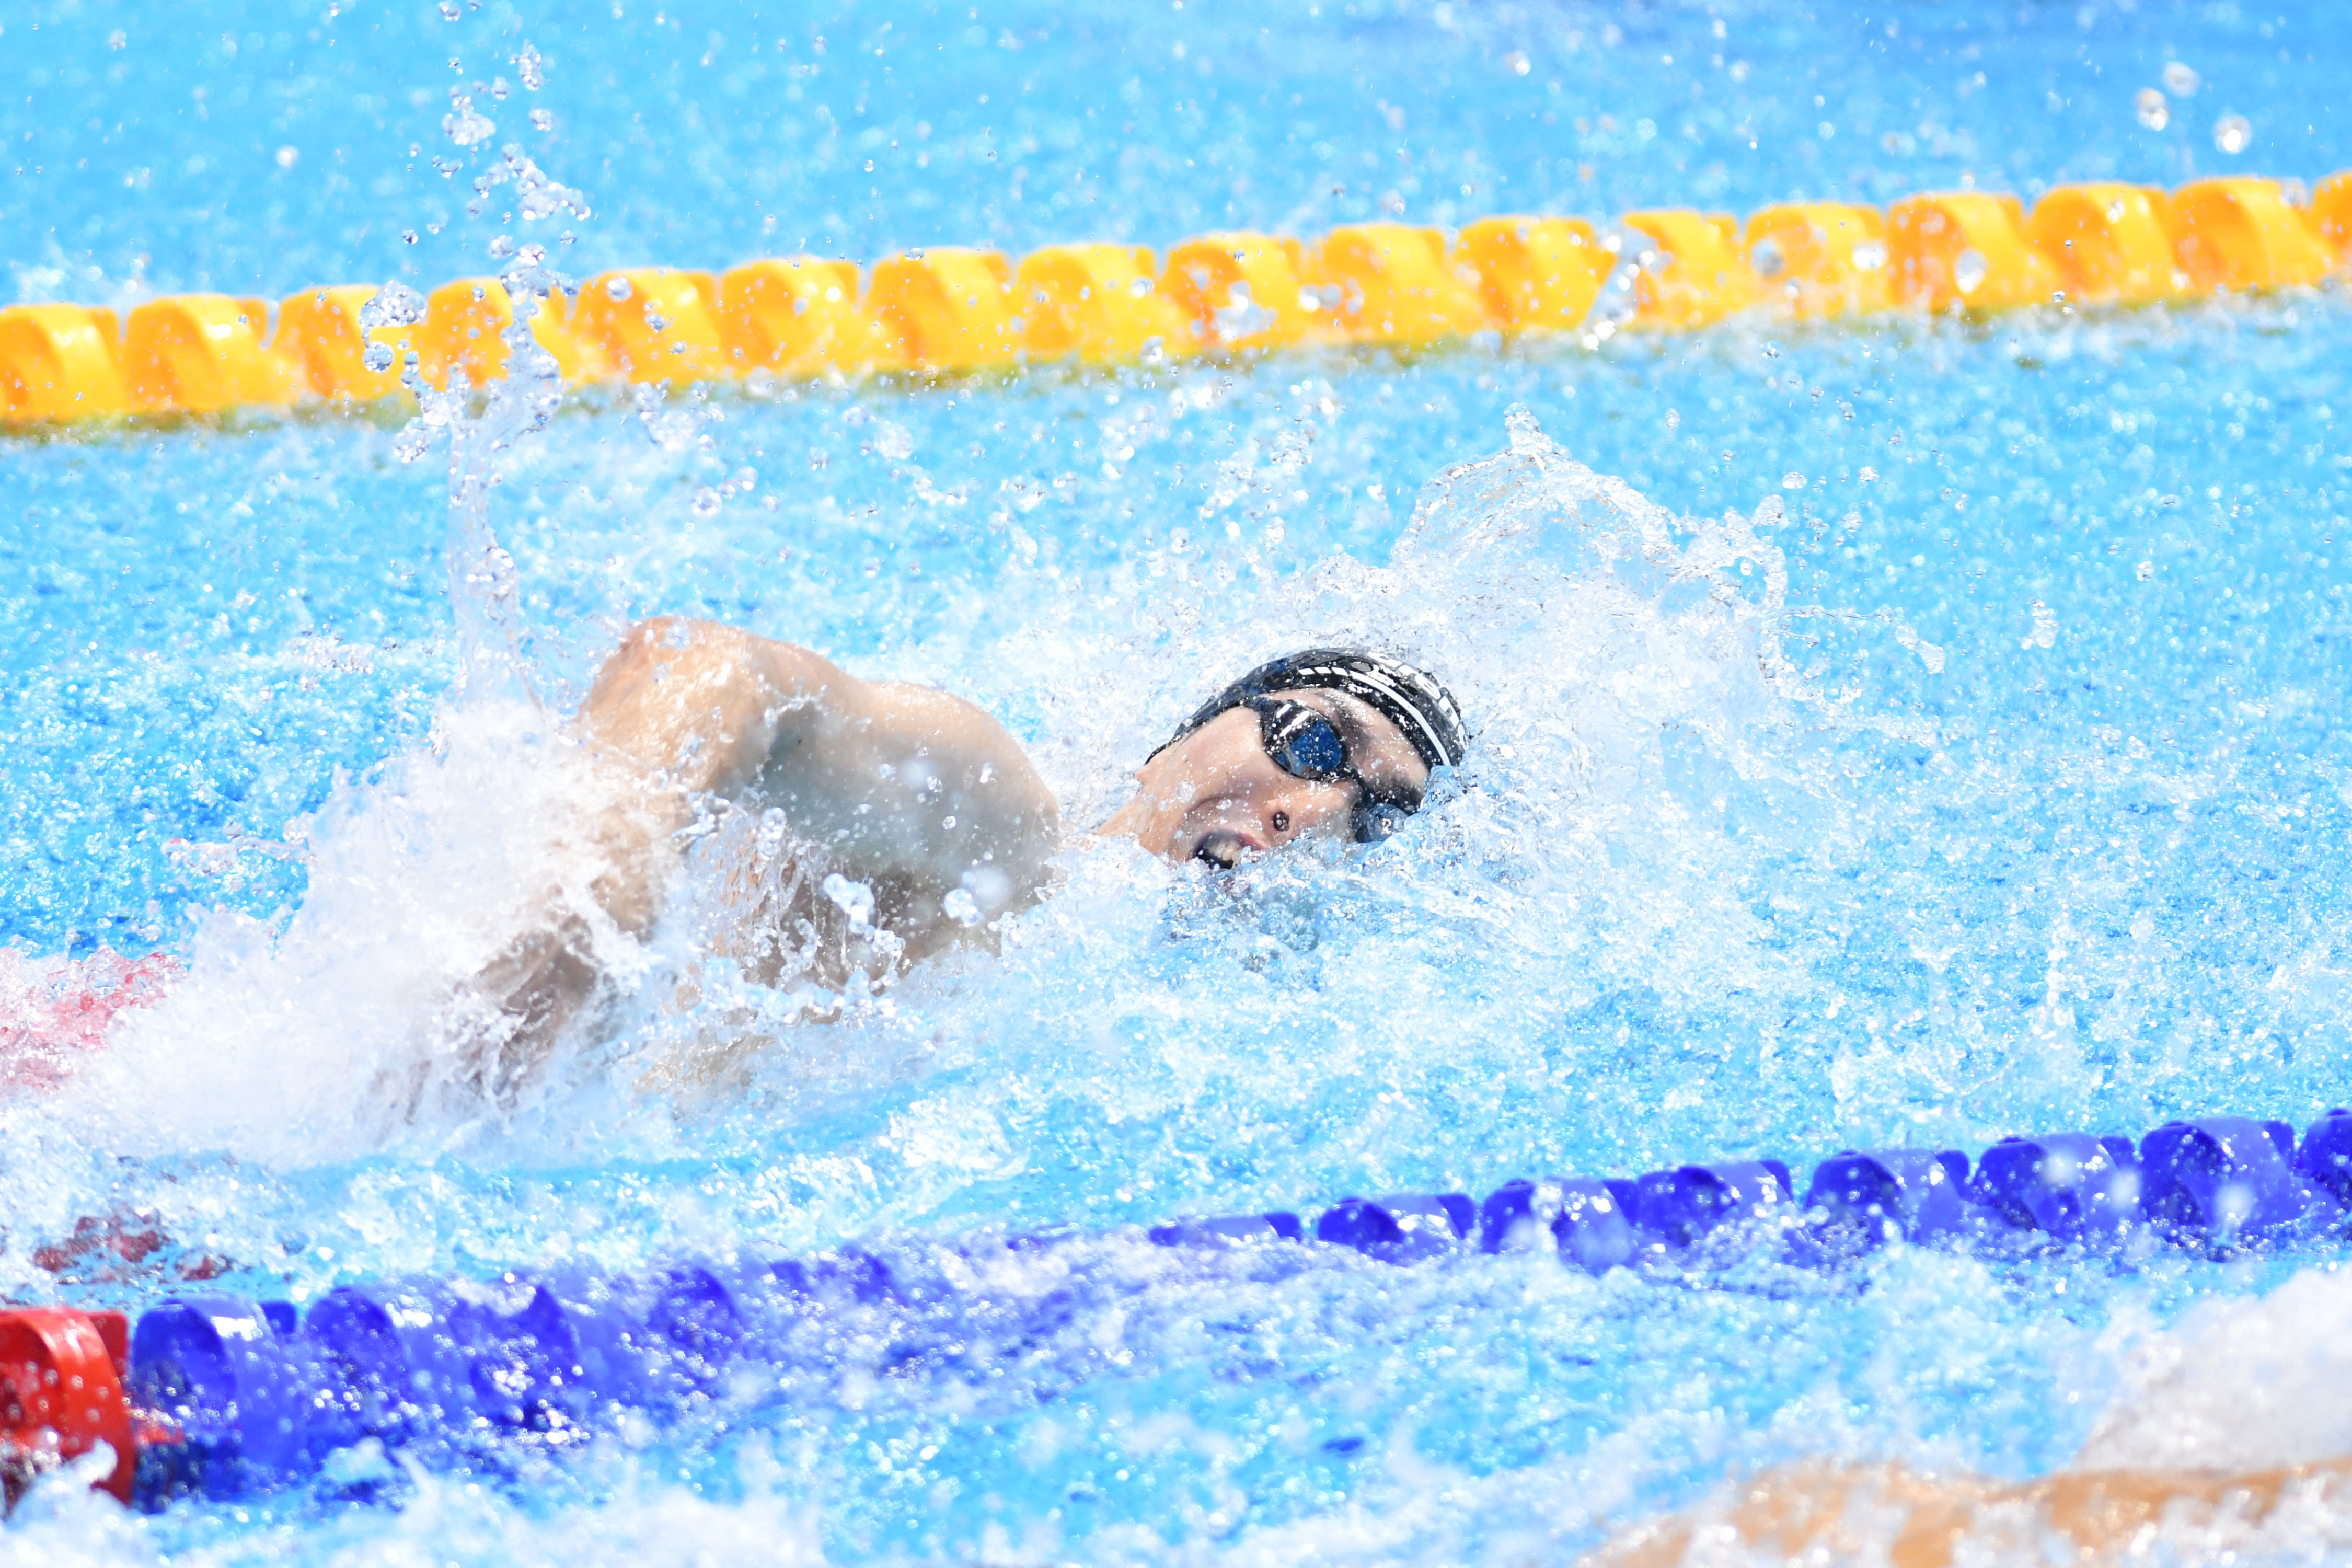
top-left (11, 1109), bottom-right (2352, 1510)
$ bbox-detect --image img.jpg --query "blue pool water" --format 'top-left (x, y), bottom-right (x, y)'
top-left (7, 2), bottom-right (2352, 1563)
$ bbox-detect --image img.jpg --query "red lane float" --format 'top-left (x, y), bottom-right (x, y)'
top-left (0, 1307), bottom-right (140, 1506)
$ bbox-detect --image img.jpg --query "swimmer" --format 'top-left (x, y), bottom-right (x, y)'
top-left (1586, 1262), bottom-right (2352, 1565)
top-left (460, 619), bottom-right (1465, 1098)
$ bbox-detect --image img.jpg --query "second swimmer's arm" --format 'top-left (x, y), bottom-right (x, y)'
top-left (1587, 1456), bottom-right (2352, 1568)
top-left (574, 616), bottom-right (1060, 937)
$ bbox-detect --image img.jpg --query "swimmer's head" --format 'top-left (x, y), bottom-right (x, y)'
top-left (1098, 648), bottom-right (1467, 867)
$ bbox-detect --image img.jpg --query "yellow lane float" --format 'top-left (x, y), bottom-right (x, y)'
top-left (5, 167), bottom-right (2346, 427)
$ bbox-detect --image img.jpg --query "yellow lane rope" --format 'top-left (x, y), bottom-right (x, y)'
top-left (3, 172), bottom-right (2347, 428)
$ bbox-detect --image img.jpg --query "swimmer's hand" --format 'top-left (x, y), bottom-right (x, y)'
top-left (573, 616), bottom-right (1060, 955)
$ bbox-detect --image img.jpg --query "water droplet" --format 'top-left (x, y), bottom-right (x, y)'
top-left (1762, 341), bottom-right (1781, 358)
top-left (1504, 50), bottom-right (1530, 75)
top-left (401, 229), bottom-right (419, 245)
top-left (1664, 409), bottom-right (1680, 431)
top-left (2213, 114), bottom-right (2251, 155)
top-left (822, 872), bottom-right (876, 929)
top-left (1953, 249), bottom-right (1990, 294)
top-left (605, 275), bottom-right (633, 302)
top-left (360, 281), bottom-right (427, 329)
top-left (487, 235), bottom-right (517, 260)
top-left (439, 1), bottom-right (459, 18)
top-left (2162, 61), bottom-right (2199, 96)
top-left (2134, 88), bottom-right (2169, 131)
top-left (275, 145), bottom-right (299, 169)
top-left (362, 342), bottom-right (396, 373)
top-left (1782, 472), bottom-right (1806, 490)
top-left (442, 88), bottom-right (495, 146)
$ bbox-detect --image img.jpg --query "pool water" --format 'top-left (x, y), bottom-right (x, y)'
top-left (7, 2), bottom-right (2352, 1564)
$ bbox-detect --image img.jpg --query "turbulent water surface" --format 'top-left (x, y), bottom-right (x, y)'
top-left (6, 1), bottom-right (2352, 1564)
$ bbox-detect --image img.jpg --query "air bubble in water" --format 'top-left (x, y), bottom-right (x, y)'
top-left (439, 0), bottom-right (458, 17)
top-left (605, 276), bottom-right (633, 302)
top-left (1782, 472), bottom-right (1805, 490)
top-left (2135, 89), bottom-right (2169, 131)
top-left (2163, 61), bottom-right (2200, 96)
top-left (517, 41), bottom-right (544, 89)
top-left (488, 235), bottom-right (517, 259)
top-left (1850, 239), bottom-right (1888, 271)
top-left (1749, 236), bottom-right (1785, 279)
top-left (360, 281), bottom-right (428, 330)
top-left (2138, 560), bottom-right (2156, 581)
top-left (1954, 249), bottom-right (1990, 294)
top-left (2023, 599), bottom-right (2060, 649)
top-left (691, 487), bottom-right (723, 517)
top-left (363, 342), bottom-right (396, 373)
top-left (2213, 114), bottom-right (2251, 155)
top-left (531, 108), bottom-right (554, 131)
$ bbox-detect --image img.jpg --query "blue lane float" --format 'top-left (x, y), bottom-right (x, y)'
top-left (6, 1106), bottom-right (2352, 1512)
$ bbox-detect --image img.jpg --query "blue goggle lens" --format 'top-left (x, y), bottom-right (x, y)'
top-left (1272, 717), bottom-right (1349, 779)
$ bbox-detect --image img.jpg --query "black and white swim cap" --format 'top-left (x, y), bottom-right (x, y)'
top-left (1151, 647), bottom-right (1469, 771)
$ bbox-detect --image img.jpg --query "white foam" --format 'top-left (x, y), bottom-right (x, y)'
top-left (2076, 1265), bottom-right (2352, 1473)
top-left (46, 698), bottom-right (663, 1167)
top-left (0, 1446), bottom-right (827, 1568)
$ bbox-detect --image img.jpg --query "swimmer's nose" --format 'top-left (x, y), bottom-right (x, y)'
top-left (1192, 831), bottom-right (1250, 870)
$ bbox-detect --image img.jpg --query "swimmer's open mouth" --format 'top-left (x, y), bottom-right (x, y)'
top-left (1190, 828), bottom-right (1265, 869)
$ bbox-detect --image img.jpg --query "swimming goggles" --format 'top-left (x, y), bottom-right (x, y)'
top-left (1248, 696), bottom-right (1424, 843)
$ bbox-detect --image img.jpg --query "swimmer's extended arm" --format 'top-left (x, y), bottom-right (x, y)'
top-left (573, 616), bottom-right (1060, 939)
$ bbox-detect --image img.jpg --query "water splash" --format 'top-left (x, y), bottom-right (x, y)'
top-left (386, 236), bottom-right (576, 705)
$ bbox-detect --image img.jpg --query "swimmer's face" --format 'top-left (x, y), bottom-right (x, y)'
top-left (1100, 688), bottom-right (1432, 866)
